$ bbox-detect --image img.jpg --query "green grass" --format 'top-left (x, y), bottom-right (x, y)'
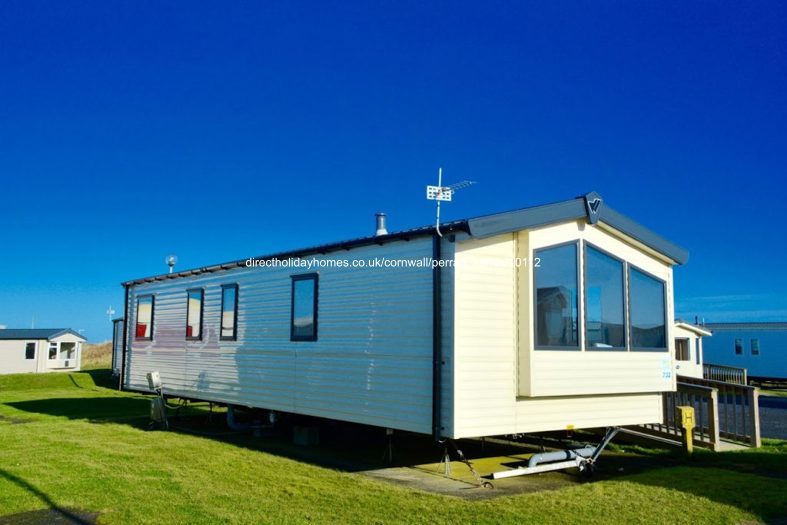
top-left (1, 372), bottom-right (786, 524)
top-left (761, 389), bottom-right (787, 398)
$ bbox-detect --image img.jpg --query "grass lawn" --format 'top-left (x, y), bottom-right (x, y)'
top-left (1, 371), bottom-right (786, 524)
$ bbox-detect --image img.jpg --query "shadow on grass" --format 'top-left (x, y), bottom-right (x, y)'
top-left (7, 388), bottom-right (787, 515)
top-left (0, 470), bottom-right (97, 524)
top-left (6, 397), bottom-right (149, 426)
top-left (79, 369), bottom-right (118, 389)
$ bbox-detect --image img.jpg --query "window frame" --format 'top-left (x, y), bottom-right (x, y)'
top-left (627, 264), bottom-right (669, 352)
top-left (734, 338), bottom-right (743, 355)
top-left (185, 288), bottom-right (205, 341)
top-left (533, 240), bottom-right (581, 351)
top-left (48, 342), bottom-right (58, 360)
top-left (583, 242), bottom-right (628, 352)
top-left (674, 338), bottom-right (690, 361)
top-left (290, 273), bottom-right (319, 342)
top-left (135, 294), bottom-right (155, 341)
top-left (220, 283), bottom-right (239, 341)
top-left (25, 341), bottom-right (36, 360)
top-left (751, 338), bottom-right (760, 356)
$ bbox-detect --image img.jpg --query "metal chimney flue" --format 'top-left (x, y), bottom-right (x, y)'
top-left (375, 212), bottom-right (388, 236)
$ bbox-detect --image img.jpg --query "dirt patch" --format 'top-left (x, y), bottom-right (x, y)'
top-left (0, 509), bottom-right (98, 525)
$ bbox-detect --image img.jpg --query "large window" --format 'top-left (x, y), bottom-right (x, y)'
top-left (186, 289), bottom-right (204, 340)
top-left (291, 274), bottom-right (318, 341)
top-left (25, 342), bottom-right (36, 360)
top-left (60, 342), bottom-right (76, 360)
top-left (585, 245), bottom-right (625, 349)
top-left (628, 267), bottom-right (667, 350)
top-left (535, 243), bottom-right (579, 349)
top-left (220, 284), bottom-right (239, 341)
top-left (136, 295), bottom-right (154, 340)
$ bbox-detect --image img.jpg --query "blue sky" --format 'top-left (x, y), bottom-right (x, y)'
top-left (1, 1), bottom-right (786, 341)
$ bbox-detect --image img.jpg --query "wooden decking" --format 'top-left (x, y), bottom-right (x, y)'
top-left (633, 372), bottom-right (761, 452)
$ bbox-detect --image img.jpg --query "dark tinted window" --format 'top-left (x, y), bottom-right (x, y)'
top-left (25, 342), bottom-right (36, 360)
top-left (535, 244), bottom-right (579, 348)
top-left (291, 274), bottom-right (318, 341)
top-left (136, 296), bottom-right (154, 340)
top-left (585, 246), bottom-right (625, 349)
top-left (221, 285), bottom-right (238, 340)
top-left (629, 268), bottom-right (666, 349)
top-left (186, 289), bottom-right (203, 340)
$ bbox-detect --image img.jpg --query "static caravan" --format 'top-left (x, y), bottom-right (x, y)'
top-left (0, 328), bottom-right (86, 375)
top-left (672, 321), bottom-right (711, 379)
top-left (703, 322), bottom-right (787, 381)
top-left (119, 192), bottom-right (688, 441)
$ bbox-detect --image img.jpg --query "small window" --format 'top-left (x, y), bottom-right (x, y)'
top-left (186, 289), bottom-right (204, 340)
top-left (751, 338), bottom-right (760, 356)
top-left (585, 245), bottom-right (626, 349)
top-left (291, 274), bottom-right (318, 341)
top-left (25, 342), bottom-right (36, 360)
top-left (220, 284), bottom-right (239, 341)
top-left (675, 338), bottom-right (690, 361)
top-left (48, 342), bottom-right (58, 359)
top-left (734, 338), bottom-right (743, 355)
top-left (628, 267), bottom-right (667, 350)
top-left (695, 338), bottom-right (701, 365)
top-left (136, 295), bottom-right (154, 340)
top-left (534, 243), bottom-right (579, 349)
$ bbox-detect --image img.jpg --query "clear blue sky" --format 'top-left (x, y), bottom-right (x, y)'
top-left (1, 1), bottom-right (786, 341)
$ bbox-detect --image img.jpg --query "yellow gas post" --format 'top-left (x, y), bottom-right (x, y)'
top-left (676, 406), bottom-right (695, 454)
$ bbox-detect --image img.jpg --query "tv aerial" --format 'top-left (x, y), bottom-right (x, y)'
top-left (426, 167), bottom-right (476, 237)
top-left (166, 254), bottom-right (178, 274)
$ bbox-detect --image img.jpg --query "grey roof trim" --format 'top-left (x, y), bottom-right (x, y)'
top-left (122, 191), bottom-right (688, 286)
top-left (674, 320), bottom-right (712, 337)
top-left (467, 199), bottom-right (586, 238)
top-left (704, 322), bottom-right (787, 331)
top-left (123, 222), bottom-right (469, 286)
top-left (468, 193), bottom-right (689, 264)
top-left (0, 328), bottom-right (87, 341)
top-left (597, 206), bottom-right (688, 264)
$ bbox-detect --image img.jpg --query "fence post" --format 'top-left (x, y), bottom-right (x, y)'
top-left (748, 388), bottom-right (761, 448)
top-left (708, 388), bottom-right (721, 451)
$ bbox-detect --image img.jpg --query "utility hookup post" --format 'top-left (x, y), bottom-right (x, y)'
top-left (677, 405), bottom-right (695, 455)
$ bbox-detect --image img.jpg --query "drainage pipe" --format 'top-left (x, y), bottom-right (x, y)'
top-left (528, 446), bottom-right (597, 468)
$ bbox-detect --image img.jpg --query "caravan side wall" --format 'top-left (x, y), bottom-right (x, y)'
top-left (450, 221), bottom-right (673, 439)
top-left (124, 238), bottom-right (441, 434)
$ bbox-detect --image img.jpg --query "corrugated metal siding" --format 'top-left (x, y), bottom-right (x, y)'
top-left (112, 321), bottom-right (123, 375)
top-left (124, 238), bottom-right (435, 434)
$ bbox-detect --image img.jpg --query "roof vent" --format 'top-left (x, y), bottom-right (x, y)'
top-left (375, 213), bottom-right (388, 236)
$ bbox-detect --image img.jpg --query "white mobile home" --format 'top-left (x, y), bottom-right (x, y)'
top-left (673, 321), bottom-right (711, 379)
top-left (0, 328), bottom-right (86, 375)
top-left (119, 192), bottom-right (689, 439)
